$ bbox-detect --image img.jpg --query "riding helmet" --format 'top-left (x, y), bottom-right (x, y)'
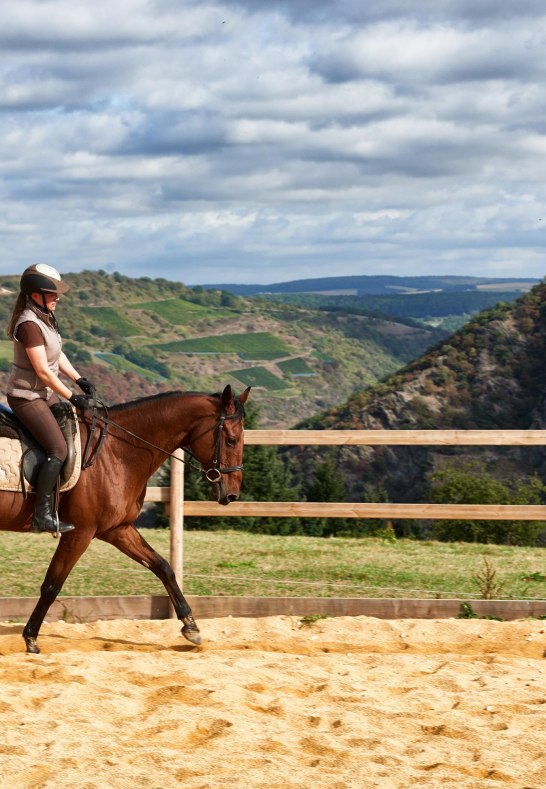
top-left (20, 264), bottom-right (70, 296)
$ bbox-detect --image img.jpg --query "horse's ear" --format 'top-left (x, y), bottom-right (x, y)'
top-left (221, 384), bottom-right (235, 410)
top-left (238, 387), bottom-right (251, 405)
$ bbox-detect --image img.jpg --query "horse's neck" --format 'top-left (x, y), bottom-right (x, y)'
top-left (111, 392), bottom-right (213, 459)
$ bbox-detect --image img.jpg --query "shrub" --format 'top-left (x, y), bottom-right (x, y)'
top-left (429, 460), bottom-right (546, 546)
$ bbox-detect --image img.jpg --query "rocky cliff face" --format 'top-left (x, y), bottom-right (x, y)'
top-left (296, 280), bottom-right (546, 501)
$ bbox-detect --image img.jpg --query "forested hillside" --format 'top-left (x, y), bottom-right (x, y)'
top-left (290, 279), bottom-right (546, 543)
top-left (304, 281), bottom-right (546, 431)
top-left (0, 270), bottom-right (442, 426)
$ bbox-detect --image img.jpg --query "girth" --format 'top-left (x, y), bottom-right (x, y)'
top-left (0, 401), bottom-right (79, 494)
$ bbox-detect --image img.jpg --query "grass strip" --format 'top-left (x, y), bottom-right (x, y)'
top-left (1, 530), bottom-right (544, 601)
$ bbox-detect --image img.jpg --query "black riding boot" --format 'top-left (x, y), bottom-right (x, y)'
top-left (30, 456), bottom-right (74, 534)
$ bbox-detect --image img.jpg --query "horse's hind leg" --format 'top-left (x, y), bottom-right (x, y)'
top-left (99, 523), bottom-right (201, 646)
top-left (23, 530), bottom-right (93, 654)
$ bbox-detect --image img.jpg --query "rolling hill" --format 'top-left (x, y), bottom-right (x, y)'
top-left (202, 274), bottom-right (538, 296)
top-left (0, 270), bottom-right (443, 426)
top-left (0, 270), bottom-right (539, 429)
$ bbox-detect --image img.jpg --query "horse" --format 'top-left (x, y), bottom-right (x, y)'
top-left (0, 384), bottom-right (250, 654)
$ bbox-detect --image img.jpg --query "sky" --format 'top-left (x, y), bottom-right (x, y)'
top-left (1, 0), bottom-right (546, 286)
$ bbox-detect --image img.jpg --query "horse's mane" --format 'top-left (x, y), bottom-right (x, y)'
top-left (109, 391), bottom-right (221, 413)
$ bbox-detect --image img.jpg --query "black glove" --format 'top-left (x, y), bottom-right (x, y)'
top-left (76, 377), bottom-right (96, 397)
top-left (69, 393), bottom-right (90, 412)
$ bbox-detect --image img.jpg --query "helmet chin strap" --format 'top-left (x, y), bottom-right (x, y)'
top-left (28, 293), bottom-right (52, 316)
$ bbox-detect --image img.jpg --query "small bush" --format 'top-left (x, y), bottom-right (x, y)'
top-left (429, 460), bottom-right (546, 546)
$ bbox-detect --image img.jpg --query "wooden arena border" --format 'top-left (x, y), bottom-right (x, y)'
top-left (2, 429), bottom-right (545, 624)
top-left (146, 429), bottom-right (546, 595)
top-left (1, 595), bottom-right (545, 623)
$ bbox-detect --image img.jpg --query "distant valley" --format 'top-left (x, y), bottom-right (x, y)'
top-left (203, 274), bottom-right (539, 334)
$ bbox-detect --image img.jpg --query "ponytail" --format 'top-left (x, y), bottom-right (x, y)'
top-left (6, 293), bottom-right (27, 339)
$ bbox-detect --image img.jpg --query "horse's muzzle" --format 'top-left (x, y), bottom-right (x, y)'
top-left (210, 481), bottom-right (240, 505)
top-left (216, 490), bottom-right (239, 506)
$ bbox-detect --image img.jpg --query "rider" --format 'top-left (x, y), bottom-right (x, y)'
top-left (6, 264), bottom-right (95, 534)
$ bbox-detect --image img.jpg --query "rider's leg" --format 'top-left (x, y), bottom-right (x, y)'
top-left (7, 395), bottom-right (74, 534)
top-left (31, 455), bottom-right (74, 533)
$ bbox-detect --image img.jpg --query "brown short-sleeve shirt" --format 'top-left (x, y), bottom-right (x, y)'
top-left (15, 321), bottom-right (45, 348)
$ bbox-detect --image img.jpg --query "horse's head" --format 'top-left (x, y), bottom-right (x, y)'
top-left (187, 385), bottom-right (250, 505)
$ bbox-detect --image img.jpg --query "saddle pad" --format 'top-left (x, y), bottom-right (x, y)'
top-left (0, 420), bottom-right (82, 493)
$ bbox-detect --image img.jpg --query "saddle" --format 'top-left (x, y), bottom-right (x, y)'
top-left (0, 401), bottom-right (81, 494)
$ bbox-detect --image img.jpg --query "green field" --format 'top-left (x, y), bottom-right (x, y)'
top-left (277, 357), bottom-right (316, 376)
top-left (87, 307), bottom-right (141, 337)
top-left (152, 332), bottom-right (292, 359)
top-left (130, 299), bottom-right (225, 324)
top-left (95, 352), bottom-right (165, 382)
top-left (0, 530), bottom-right (544, 602)
top-left (230, 366), bottom-right (289, 390)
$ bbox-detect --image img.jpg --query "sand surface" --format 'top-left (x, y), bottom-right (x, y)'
top-left (0, 615), bottom-right (545, 788)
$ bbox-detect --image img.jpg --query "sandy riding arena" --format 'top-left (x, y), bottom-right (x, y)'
top-left (0, 616), bottom-right (545, 788)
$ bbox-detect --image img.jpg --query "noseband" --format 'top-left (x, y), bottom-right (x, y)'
top-left (185, 406), bottom-right (244, 484)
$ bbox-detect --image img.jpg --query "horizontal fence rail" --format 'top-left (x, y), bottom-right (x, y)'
top-left (145, 497), bottom-right (546, 521)
top-left (244, 429), bottom-right (546, 446)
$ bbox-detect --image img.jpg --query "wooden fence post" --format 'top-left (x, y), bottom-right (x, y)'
top-left (169, 449), bottom-right (185, 617)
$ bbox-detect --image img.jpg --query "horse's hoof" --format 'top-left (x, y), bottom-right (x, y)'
top-left (24, 636), bottom-right (40, 654)
top-left (182, 628), bottom-right (202, 646)
top-left (181, 615), bottom-right (202, 646)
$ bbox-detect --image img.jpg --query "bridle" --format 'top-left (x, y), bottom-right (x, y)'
top-left (82, 395), bottom-right (244, 485)
top-left (183, 405), bottom-right (245, 483)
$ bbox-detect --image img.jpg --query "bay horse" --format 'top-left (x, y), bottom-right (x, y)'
top-left (0, 384), bottom-right (250, 654)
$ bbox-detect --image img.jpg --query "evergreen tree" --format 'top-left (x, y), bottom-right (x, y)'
top-left (301, 452), bottom-right (349, 537)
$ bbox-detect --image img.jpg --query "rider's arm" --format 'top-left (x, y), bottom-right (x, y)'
top-left (58, 351), bottom-right (82, 384)
top-left (25, 345), bottom-right (81, 400)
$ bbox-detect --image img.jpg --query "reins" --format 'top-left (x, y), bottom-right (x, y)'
top-left (80, 394), bottom-right (244, 483)
top-left (81, 395), bottom-right (109, 469)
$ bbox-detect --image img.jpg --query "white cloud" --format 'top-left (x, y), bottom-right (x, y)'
top-left (0, 0), bottom-right (545, 283)
top-left (312, 19), bottom-right (546, 85)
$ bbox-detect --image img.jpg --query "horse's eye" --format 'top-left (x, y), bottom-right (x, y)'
top-left (226, 438), bottom-right (237, 447)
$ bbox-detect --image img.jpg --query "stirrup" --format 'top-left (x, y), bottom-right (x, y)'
top-left (53, 521), bottom-right (75, 538)
top-left (51, 512), bottom-right (75, 538)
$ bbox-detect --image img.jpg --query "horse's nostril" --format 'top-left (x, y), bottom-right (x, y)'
top-left (226, 493), bottom-right (238, 503)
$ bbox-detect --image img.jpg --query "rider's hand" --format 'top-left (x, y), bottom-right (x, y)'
top-left (76, 377), bottom-right (96, 397)
top-left (69, 393), bottom-right (90, 412)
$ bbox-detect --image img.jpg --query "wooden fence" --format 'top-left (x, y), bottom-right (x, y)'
top-left (144, 428), bottom-right (546, 611)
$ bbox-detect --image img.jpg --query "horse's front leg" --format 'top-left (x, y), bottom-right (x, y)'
top-left (23, 530), bottom-right (94, 654)
top-left (99, 523), bottom-right (201, 645)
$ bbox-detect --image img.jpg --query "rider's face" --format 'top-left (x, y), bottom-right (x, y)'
top-left (32, 291), bottom-right (61, 311)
